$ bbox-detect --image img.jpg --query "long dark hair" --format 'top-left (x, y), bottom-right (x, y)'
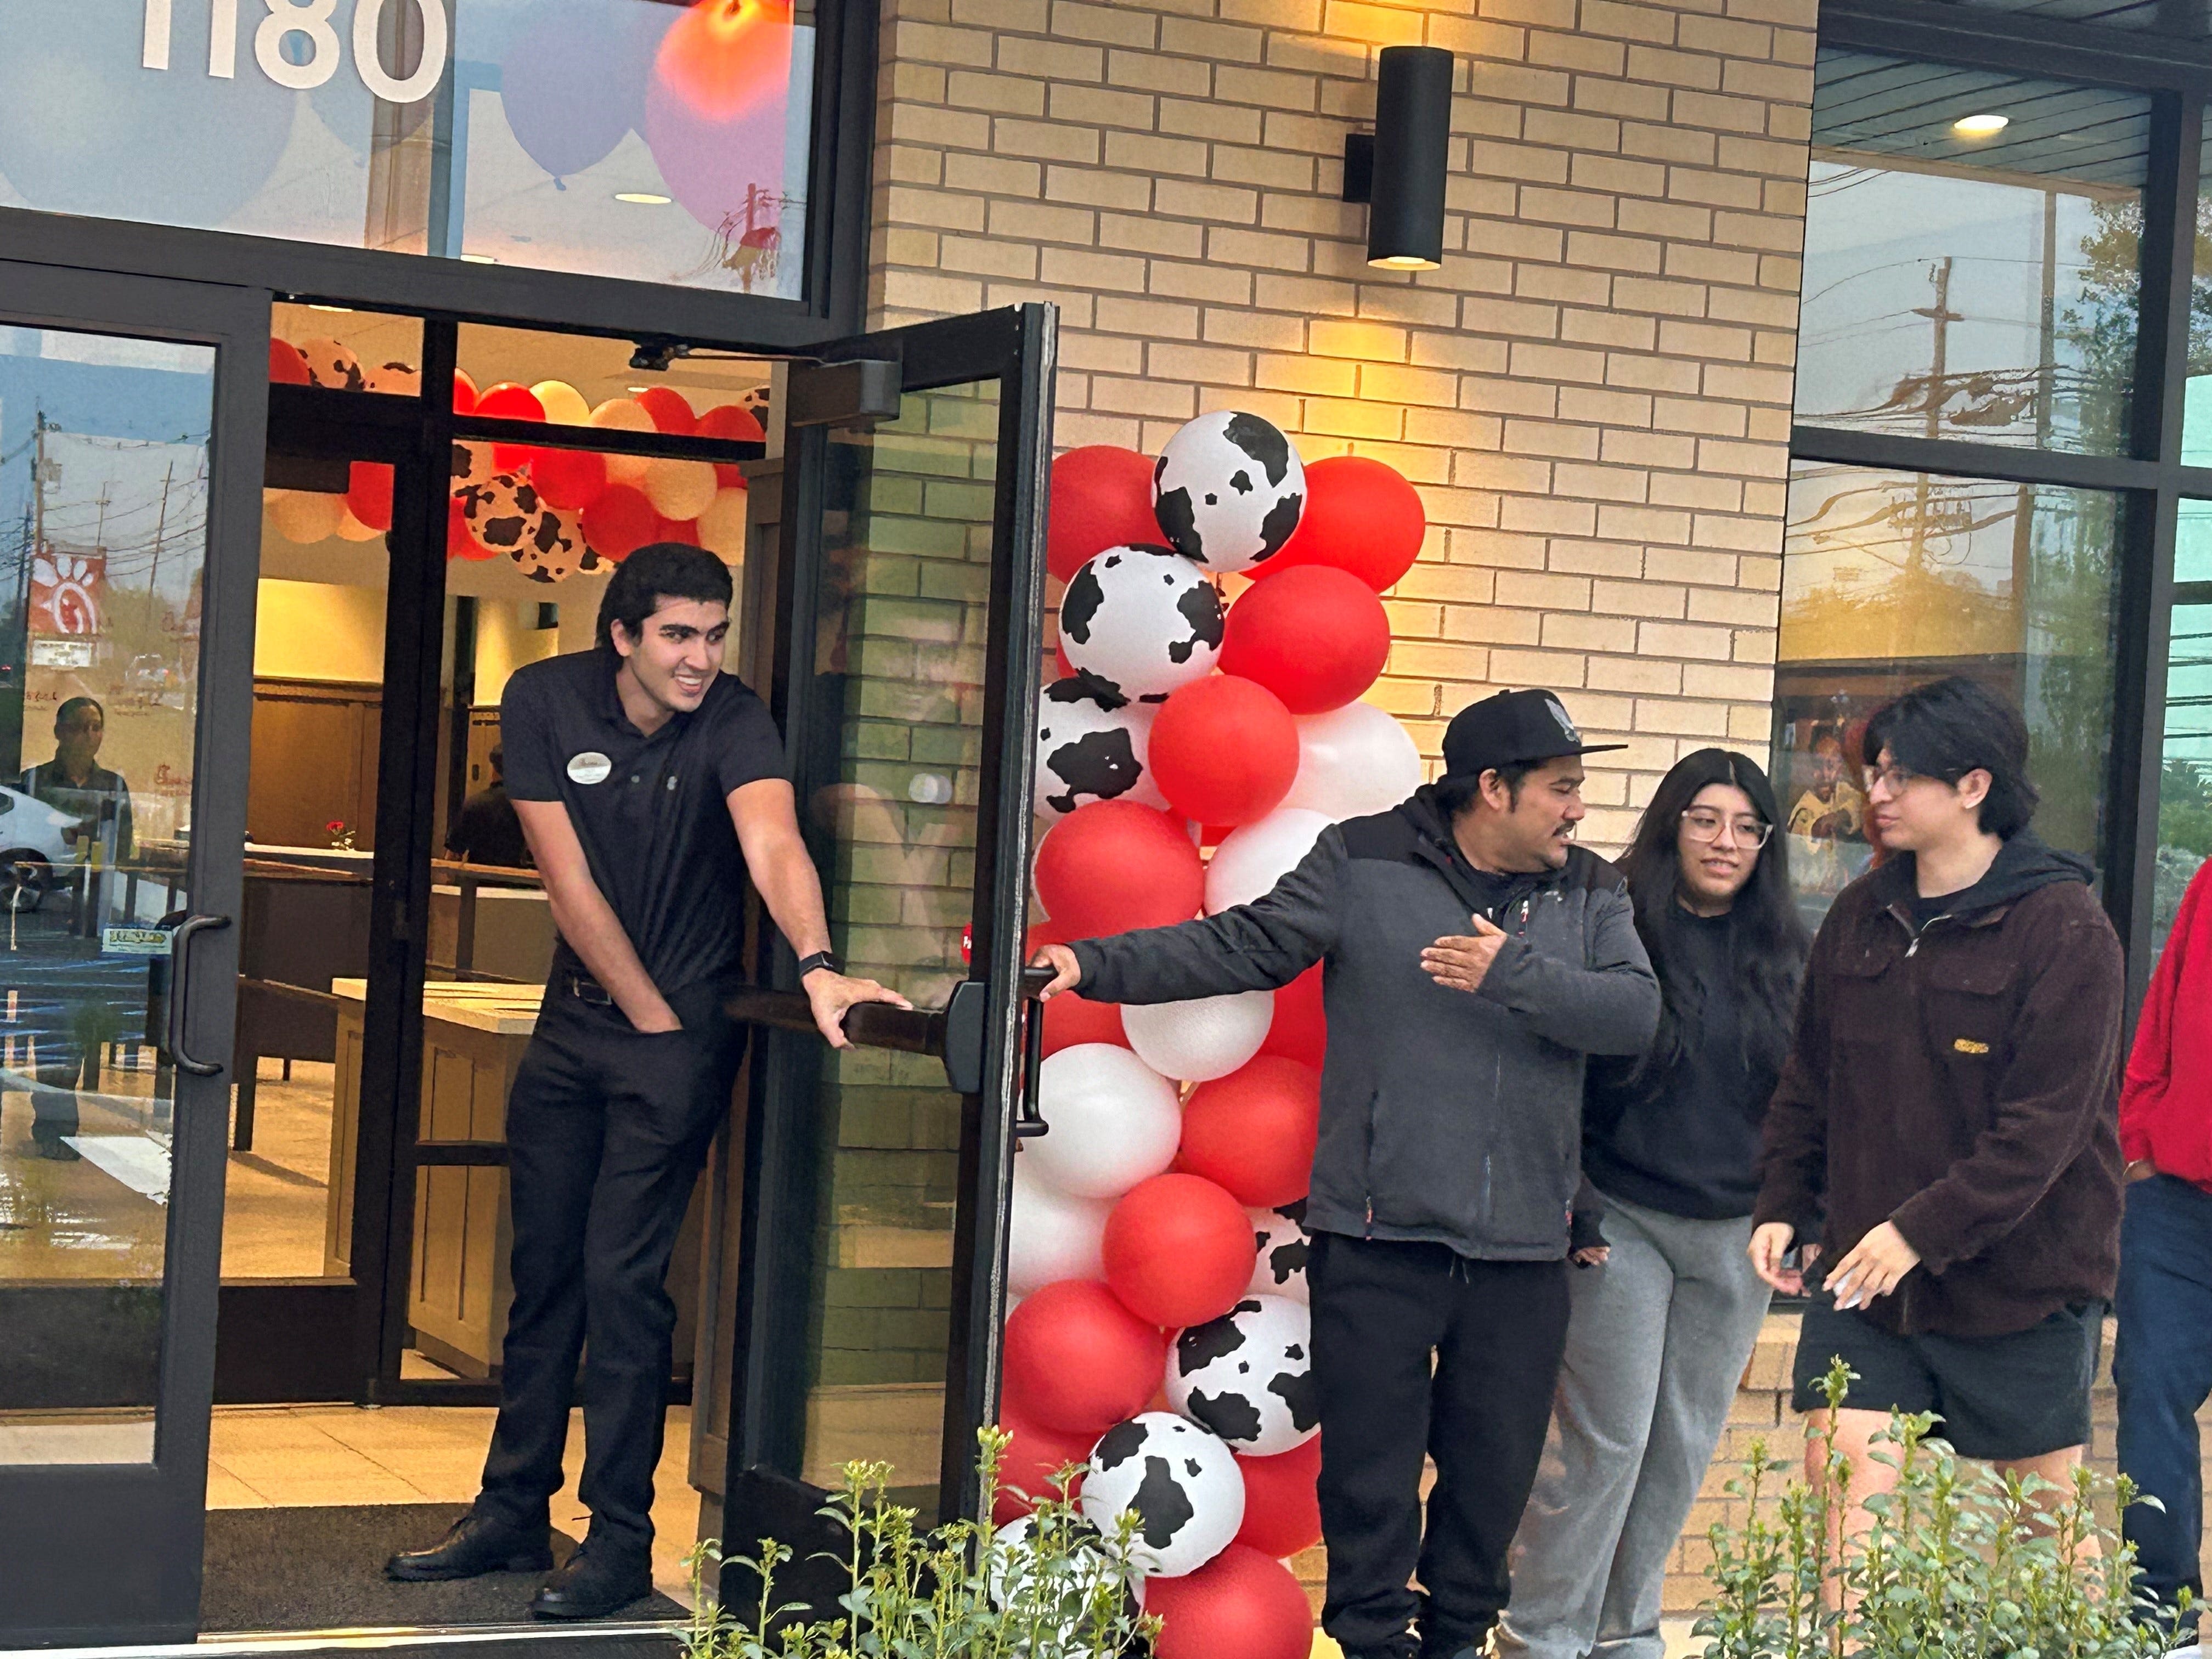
top-left (1618, 748), bottom-right (1810, 1094)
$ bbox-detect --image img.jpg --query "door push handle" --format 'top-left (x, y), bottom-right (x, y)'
top-left (166, 912), bottom-right (233, 1077)
top-left (938, 967), bottom-right (1054, 1139)
top-left (1013, 964), bottom-right (1053, 1139)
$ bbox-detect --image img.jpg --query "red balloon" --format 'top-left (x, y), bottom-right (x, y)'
top-left (656, 0), bottom-right (793, 120)
top-left (580, 484), bottom-right (661, 562)
top-left (636, 386), bottom-right (698, 436)
top-left (475, 381), bottom-right (546, 422)
top-left (1049, 447), bottom-right (1161, 583)
top-left (447, 494), bottom-right (498, 561)
top-left (1259, 964), bottom-right (1326, 1069)
top-left (1034, 802), bottom-right (1204, 940)
top-left (1181, 1058), bottom-right (1321, 1209)
top-left (699, 403), bottom-right (766, 486)
top-left (1259, 454), bottom-right (1425, 592)
top-left (477, 382), bottom-right (548, 472)
top-left (532, 447), bottom-right (608, 512)
top-left (1147, 1544), bottom-right (1314, 1659)
top-left (659, 514), bottom-right (703, 546)
top-left (345, 461), bottom-right (394, 532)
top-left (992, 1403), bottom-right (1096, 1523)
top-left (1148, 676), bottom-right (1299, 828)
top-left (1042, 989), bottom-right (1125, 1058)
top-left (268, 339), bottom-right (311, 385)
top-left (1002, 1281), bottom-right (1164, 1437)
top-left (1234, 1437), bottom-right (1323, 1559)
top-left (452, 369), bottom-right (480, 415)
top-left (1103, 1173), bottom-right (1255, 1328)
top-left (1221, 566), bottom-right (1390, 715)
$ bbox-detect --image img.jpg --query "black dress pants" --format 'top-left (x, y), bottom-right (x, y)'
top-left (473, 980), bottom-right (744, 1555)
top-left (1309, 1231), bottom-right (1572, 1659)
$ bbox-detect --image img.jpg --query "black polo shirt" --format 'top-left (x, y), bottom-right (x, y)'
top-left (500, 648), bottom-right (786, 995)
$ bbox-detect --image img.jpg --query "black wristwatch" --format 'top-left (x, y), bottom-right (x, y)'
top-left (796, 951), bottom-right (840, 979)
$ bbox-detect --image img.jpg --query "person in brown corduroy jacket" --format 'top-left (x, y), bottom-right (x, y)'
top-left (1748, 678), bottom-right (2125, 1544)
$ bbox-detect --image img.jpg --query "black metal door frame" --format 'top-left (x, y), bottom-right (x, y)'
top-left (720, 304), bottom-right (1057, 1551)
top-left (0, 258), bottom-right (264, 1650)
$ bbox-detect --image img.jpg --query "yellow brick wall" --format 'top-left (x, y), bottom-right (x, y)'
top-left (867, 0), bottom-right (1818, 840)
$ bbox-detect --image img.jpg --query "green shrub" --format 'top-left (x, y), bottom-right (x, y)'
top-left (1698, 1361), bottom-right (2189, 1659)
top-left (680, 1428), bottom-right (1159, 1659)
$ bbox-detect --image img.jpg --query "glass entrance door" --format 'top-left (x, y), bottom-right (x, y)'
top-left (719, 306), bottom-right (1056, 1539)
top-left (0, 262), bottom-right (262, 1646)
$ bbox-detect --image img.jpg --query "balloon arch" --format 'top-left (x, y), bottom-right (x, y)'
top-left (1012, 413), bottom-right (1430, 1658)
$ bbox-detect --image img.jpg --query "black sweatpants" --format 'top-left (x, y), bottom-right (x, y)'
top-left (473, 978), bottom-right (744, 1555)
top-left (1309, 1231), bottom-right (1572, 1659)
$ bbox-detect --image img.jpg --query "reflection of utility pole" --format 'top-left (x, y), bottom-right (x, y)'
top-left (1906, 257), bottom-right (1961, 580)
top-left (2010, 190), bottom-right (2058, 653)
top-left (146, 461), bottom-right (173, 643)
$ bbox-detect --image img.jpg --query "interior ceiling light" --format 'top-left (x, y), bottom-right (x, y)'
top-left (459, 253), bottom-right (498, 264)
top-left (614, 191), bottom-right (673, 205)
top-left (1953, 113), bottom-right (2010, 137)
top-left (307, 303), bottom-right (353, 313)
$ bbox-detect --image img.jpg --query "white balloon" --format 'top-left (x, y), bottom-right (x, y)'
top-left (1164, 1294), bottom-right (1317, 1456)
top-left (1121, 990), bottom-right (1272, 1084)
top-left (1150, 410), bottom-right (1306, 574)
top-left (1035, 679), bottom-right (1165, 820)
top-left (1058, 546), bottom-right (1222, 704)
top-left (988, 1515), bottom-right (1146, 1621)
top-left (1009, 1158), bottom-right (1109, 1296)
top-left (697, 486), bottom-right (749, 557)
top-left (590, 398), bottom-right (653, 486)
top-left (1027, 1045), bottom-right (1181, 1200)
top-left (268, 489), bottom-right (345, 544)
top-left (1282, 702), bottom-right (1425, 821)
top-left (532, 379), bottom-right (591, 425)
top-left (1246, 1205), bottom-right (1310, 1304)
top-left (643, 456), bottom-right (719, 520)
top-left (1082, 1413), bottom-right (1246, 1578)
top-left (1205, 809), bottom-right (1331, 913)
top-left (335, 507), bottom-right (383, 543)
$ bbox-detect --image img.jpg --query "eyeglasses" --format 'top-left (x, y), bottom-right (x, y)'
top-left (1862, 764), bottom-right (1920, 795)
top-left (1679, 808), bottom-right (1773, 847)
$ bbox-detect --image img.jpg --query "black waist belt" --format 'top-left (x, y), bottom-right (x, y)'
top-left (561, 971), bottom-right (615, 1007)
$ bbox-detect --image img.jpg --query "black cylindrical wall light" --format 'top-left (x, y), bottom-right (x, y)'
top-left (1351, 44), bottom-right (1454, 270)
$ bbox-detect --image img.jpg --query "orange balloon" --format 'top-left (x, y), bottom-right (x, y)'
top-left (655, 0), bottom-right (795, 120)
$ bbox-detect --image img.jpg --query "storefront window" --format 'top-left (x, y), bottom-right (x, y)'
top-left (0, 0), bottom-right (812, 299)
top-left (2174, 122), bottom-right (2212, 466)
top-left (1774, 462), bottom-right (2123, 927)
top-left (1796, 52), bottom-right (2148, 456)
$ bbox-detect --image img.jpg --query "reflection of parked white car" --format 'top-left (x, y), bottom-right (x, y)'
top-left (0, 786), bottom-right (84, 912)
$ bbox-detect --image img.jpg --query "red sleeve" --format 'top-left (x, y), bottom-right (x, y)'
top-left (2124, 860), bottom-right (2212, 1182)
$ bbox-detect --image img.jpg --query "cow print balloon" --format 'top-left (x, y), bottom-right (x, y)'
top-left (1165, 1295), bottom-right (1317, 1457)
top-left (295, 336), bottom-right (366, 392)
top-left (1246, 1203), bottom-right (1309, 1305)
top-left (456, 473), bottom-right (600, 584)
top-left (1151, 410), bottom-right (1305, 574)
top-left (1081, 1412), bottom-right (1245, 1578)
top-left (1034, 674), bottom-right (1166, 820)
top-left (1059, 546), bottom-right (1222, 704)
top-left (987, 1514), bottom-right (1147, 1625)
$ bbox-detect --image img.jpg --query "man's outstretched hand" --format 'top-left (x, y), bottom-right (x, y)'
top-left (1031, 943), bottom-right (1082, 1000)
top-left (1422, 913), bottom-right (1510, 995)
top-left (802, 968), bottom-right (913, 1049)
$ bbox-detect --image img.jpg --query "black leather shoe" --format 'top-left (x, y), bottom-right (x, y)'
top-left (529, 1542), bottom-right (653, 1621)
top-left (385, 1513), bottom-right (554, 1582)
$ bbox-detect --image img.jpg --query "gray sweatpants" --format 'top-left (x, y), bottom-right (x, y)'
top-left (1493, 1192), bottom-right (1771, 1659)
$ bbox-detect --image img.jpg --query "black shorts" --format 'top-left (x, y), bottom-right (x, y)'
top-left (1789, 1294), bottom-right (2104, 1462)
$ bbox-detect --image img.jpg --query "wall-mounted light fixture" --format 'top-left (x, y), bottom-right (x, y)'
top-left (1342, 44), bottom-right (1455, 270)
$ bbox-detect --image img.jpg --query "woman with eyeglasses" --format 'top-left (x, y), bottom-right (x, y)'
top-left (1496, 749), bottom-right (1809, 1659)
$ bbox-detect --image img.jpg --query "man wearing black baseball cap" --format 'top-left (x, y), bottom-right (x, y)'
top-left (1033, 688), bottom-right (1657, 1659)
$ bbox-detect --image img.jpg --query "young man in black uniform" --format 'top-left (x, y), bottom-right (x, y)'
top-left (387, 545), bottom-right (907, 1618)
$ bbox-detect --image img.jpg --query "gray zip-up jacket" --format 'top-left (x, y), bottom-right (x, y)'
top-left (1069, 789), bottom-right (1661, 1261)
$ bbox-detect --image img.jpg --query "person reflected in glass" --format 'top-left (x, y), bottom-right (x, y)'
top-left (16, 696), bottom-right (136, 1160)
top-left (1497, 751), bottom-right (1809, 1659)
top-left (447, 744), bottom-right (531, 869)
top-left (1785, 724), bottom-right (1864, 905)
